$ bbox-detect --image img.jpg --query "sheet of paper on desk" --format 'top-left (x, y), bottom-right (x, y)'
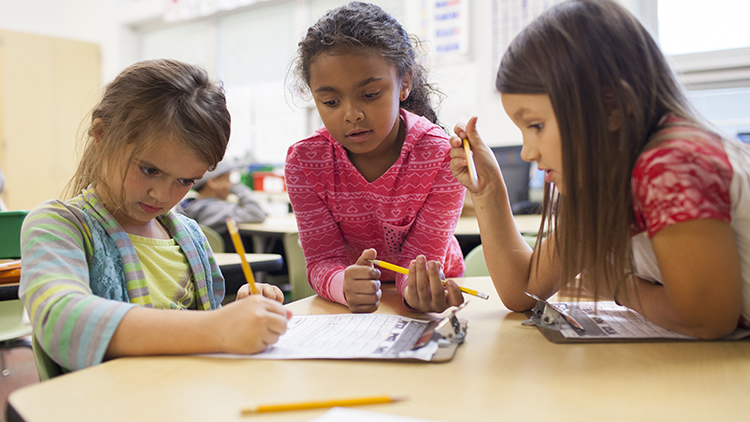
top-left (556, 301), bottom-right (750, 340)
top-left (309, 408), bottom-right (447, 422)
top-left (216, 314), bottom-right (439, 361)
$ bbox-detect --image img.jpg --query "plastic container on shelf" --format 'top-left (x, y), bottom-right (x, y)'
top-left (252, 171), bottom-right (286, 193)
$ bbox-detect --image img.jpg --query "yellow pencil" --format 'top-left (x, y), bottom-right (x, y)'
top-left (368, 259), bottom-right (490, 300)
top-left (241, 395), bottom-right (406, 414)
top-left (462, 138), bottom-right (479, 189)
top-left (225, 218), bottom-right (259, 294)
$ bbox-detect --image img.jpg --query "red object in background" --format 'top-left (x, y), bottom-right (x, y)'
top-left (252, 172), bottom-right (286, 192)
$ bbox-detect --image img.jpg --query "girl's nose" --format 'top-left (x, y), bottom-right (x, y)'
top-left (343, 101), bottom-right (364, 123)
top-left (148, 182), bottom-right (170, 203)
top-left (520, 142), bottom-right (539, 163)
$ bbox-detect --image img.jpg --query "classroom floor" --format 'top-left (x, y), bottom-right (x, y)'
top-left (0, 337), bottom-right (39, 422)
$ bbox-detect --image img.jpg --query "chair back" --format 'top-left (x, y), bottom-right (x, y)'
top-left (32, 334), bottom-right (63, 381)
top-left (0, 210), bottom-right (29, 259)
top-left (463, 244), bottom-right (490, 277)
top-left (0, 299), bottom-right (31, 342)
top-left (200, 224), bottom-right (226, 253)
top-left (286, 233), bottom-right (315, 301)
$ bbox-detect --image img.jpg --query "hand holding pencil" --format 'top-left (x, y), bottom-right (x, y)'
top-left (449, 116), bottom-right (489, 193)
top-left (370, 256), bottom-right (481, 313)
top-left (225, 218), bottom-right (285, 303)
top-left (369, 259), bottom-right (489, 300)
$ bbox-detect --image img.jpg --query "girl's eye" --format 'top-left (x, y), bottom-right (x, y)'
top-left (529, 123), bottom-right (544, 131)
top-left (321, 99), bottom-right (339, 106)
top-left (141, 166), bottom-right (158, 176)
top-left (363, 92), bottom-right (379, 99)
top-left (178, 179), bottom-right (195, 188)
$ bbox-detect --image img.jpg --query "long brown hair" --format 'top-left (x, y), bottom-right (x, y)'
top-left (495, 0), bottom-right (700, 299)
top-left (292, 1), bottom-right (442, 124)
top-left (65, 59), bottom-right (231, 210)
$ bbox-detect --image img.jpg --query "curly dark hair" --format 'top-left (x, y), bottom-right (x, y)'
top-left (293, 1), bottom-right (441, 123)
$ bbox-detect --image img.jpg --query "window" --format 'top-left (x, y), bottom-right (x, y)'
top-left (657, 0), bottom-right (750, 137)
top-left (658, 0), bottom-right (750, 55)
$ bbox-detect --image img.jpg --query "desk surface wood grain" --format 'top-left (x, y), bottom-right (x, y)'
top-left (9, 277), bottom-right (750, 422)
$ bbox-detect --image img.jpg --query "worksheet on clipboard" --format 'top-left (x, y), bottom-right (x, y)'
top-left (208, 314), bottom-right (440, 361)
top-left (554, 301), bottom-right (750, 341)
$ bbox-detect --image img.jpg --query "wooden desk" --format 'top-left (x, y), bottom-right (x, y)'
top-left (240, 214), bottom-right (543, 239)
top-left (213, 253), bottom-right (283, 274)
top-left (455, 214), bottom-right (542, 237)
top-left (213, 253), bottom-right (284, 297)
top-left (238, 215), bottom-right (299, 253)
top-left (9, 276), bottom-right (750, 422)
top-left (238, 217), bottom-right (311, 301)
top-left (0, 256), bottom-right (283, 302)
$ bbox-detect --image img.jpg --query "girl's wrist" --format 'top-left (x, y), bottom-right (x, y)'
top-left (471, 181), bottom-right (508, 211)
top-left (203, 308), bottom-right (227, 353)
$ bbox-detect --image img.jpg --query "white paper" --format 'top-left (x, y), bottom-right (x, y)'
top-left (308, 407), bottom-right (447, 422)
top-left (211, 314), bottom-right (439, 361)
top-left (554, 301), bottom-right (750, 340)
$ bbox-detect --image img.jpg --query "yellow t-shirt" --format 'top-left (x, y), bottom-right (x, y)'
top-left (128, 234), bottom-right (196, 310)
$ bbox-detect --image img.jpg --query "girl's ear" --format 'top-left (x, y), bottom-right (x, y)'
top-left (92, 118), bottom-right (105, 148)
top-left (603, 88), bottom-right (622, 132)
top-left (400, 69), bottom-right (413, 102)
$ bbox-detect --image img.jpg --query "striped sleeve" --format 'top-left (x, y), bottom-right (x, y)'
top-left (206, 245), bottom-right (224, 307)
top-left (19, 200), bottom-right (135, 371)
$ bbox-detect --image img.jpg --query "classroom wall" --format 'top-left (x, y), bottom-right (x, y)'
top-left (0, 29), bottom-right (101, 210)
top-left (0, 0), bottom-right (681, 176)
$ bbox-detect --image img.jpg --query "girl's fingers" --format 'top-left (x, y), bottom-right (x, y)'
top-left (427, 260), bottom-right (447, 308)
top-left (444, 279), bottom-right (465, 307)
top-left (355, 248), bottom-right (377, 266)
top-left (415, 256), bottom-right (431, 304)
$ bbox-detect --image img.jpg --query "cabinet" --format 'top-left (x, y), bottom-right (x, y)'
top-left (0, 29), bottom-right (100, 210)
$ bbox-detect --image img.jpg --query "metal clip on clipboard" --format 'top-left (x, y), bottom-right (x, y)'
top-left (413, 302), bottom-right (469, 349)
top-left (521, 292), bottom-right (583, 331)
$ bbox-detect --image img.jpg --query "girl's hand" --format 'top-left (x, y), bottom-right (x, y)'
top-left (403, 256), bottom-right (463, 313)
top-left (344, 248), bottom-right (382, 313)
top-left (236, 282), bottom-right (285, 303)
top-left (449, 117), bottom-right (501, 195)
top-left (213, 294), bottom-right (291, 354)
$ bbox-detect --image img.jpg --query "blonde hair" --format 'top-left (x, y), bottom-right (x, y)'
top-left (65, 59), bottom-right (231, 210)
top-left (495, 0), bottom-right (703, 300)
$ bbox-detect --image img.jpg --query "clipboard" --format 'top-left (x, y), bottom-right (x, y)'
top-left (410, 302), bottom-right (468, 362)
top-left (205, 303), bottom-right (468, 363)
top-left (522, 293), bottom-right (750, 343)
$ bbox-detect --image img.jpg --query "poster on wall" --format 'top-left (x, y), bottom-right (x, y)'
top-left (492, 0), bottom-right (564, 67)
top-left (409, 0), bottom-right (470, 60)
